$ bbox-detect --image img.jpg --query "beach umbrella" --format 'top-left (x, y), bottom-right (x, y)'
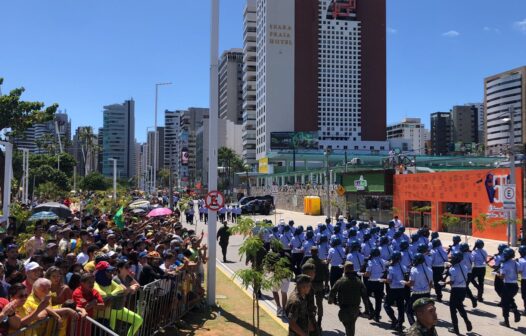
top-left (147, 208), bottom-right (173, 217)
top-left (131, 208), bottom-right (146, 214)
top-left (33, 202), bottom-right (72, 218)
top-left (29, 211), bottom-right (59, 221)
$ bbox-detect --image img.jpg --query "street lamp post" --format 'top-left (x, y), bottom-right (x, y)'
top-left (324, 148), bottom-right (332, 221)
top-left (108, 158), bottom-right (117, 201)
top-left (503, 106), bottom-right (518, 246)
top-left (154, 82), bottom-right (172, 194)
top-left (207, 0), bottom-right (220, 307)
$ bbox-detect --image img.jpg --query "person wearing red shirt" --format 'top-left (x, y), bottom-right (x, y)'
top-left (72, 273), bottom-right (105, 335)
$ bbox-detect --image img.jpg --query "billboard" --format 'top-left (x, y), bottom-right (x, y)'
top-left (342, 171), bottom-right (393, 194)
top-left (181, 147), bottom-right (189, 166)
top-left (270, 132), bottom-right (319, 150)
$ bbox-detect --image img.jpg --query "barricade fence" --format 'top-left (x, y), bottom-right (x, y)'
top-left (7, 270), bottom-right (204, 336)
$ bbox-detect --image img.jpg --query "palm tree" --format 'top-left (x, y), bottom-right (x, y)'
top-left (78, 127), bottom-right (98, 176)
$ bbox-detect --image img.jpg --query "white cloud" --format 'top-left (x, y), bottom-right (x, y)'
top-left (387, 27), bottom-right (397, 34)
top-left (483, 26), bottom-right (491, 31)
top-left (442, 30), bottom-right (460, 37)
top-left (484, 26), bottom-right (501, 33)
top-left (514, 18), bottom-right (526, 33)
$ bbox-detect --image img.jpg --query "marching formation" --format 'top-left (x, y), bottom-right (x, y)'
top-left (255, 215), bottom-right (526, 336)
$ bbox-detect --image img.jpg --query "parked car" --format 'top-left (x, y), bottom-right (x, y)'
top-left (241, 199), bottom-right (271, 215)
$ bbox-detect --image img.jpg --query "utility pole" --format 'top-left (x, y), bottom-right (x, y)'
top-left (207, 0), bottom-right (219, 307)
top-left (169, 143), bottom-right (174, 210)
top-left (324, 148), bottom-right (332, 221)
top-left (507, 105), bottom-right (518, 246)
top-left (109, 158), bottom-right (117, 201)
top-left (1, 142), bottom-right (13, 221)
top-left (21, 149), bottom-right (29, 204)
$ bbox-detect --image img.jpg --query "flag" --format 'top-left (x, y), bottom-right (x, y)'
top-left (114, 206), bottom-right (125, 229)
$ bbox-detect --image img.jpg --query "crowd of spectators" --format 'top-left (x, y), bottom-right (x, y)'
top-left (0, 202), bottom-right (207, 335)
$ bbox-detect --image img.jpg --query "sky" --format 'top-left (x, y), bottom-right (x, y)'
top-left (1, 0), bottom-right (525, 142)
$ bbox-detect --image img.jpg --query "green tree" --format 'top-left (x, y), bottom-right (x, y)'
top-left (158, 168), bottom-right (171, 188)
top-left (77, 126), bottom-right (98, 176)
top-left (31, 165), bottom-right (69, 192)
top-left (36, 181), bottom-right (67, 200)
top-left (218, 147), bottom-right (247, 193)
top-left (80, 172), bottom-right (110, 191)
top-left (0, 77), bottom-right (58, 139)
top-left (13, 152), bottom-right (76, 181)
top-left (231, 217), bottom-right (293, 335)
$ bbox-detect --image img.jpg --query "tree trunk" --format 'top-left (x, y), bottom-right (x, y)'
top-left (256, 297), bottom-right (260, 335)
top-left (252, 293), bottom-right (256, 336)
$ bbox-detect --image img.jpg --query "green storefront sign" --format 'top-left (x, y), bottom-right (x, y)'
top-left (342, 171), bottom-right (391, 193)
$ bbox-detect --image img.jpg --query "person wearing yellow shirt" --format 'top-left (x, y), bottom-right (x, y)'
top-left (20, 278), bottom-right (79, 336)
top-left (94, 261), bottom-right (143, 336)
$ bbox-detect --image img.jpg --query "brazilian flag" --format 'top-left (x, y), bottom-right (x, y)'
top-left (114, 206), bottom-right (125, 229)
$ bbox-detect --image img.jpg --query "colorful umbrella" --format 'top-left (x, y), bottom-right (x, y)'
top-left (33, 202), bottom-right (72, 218)
top-left (129, 199), bottom-right (151, 209)
top-left (29, 211), bottom-right (59, 221)
top-left (147, 208), bottom-right (173, 217)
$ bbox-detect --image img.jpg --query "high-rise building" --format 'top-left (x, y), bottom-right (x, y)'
top-left (430, 112), bottom-right (452, 156)
top-left (164, 110), bottom-right (182, 186)
top-left (14, 111), bottom-right (71, 154)
top-left (386, 118), bottom-right (429, 155)
top-left (102, 99), bottom-right (136, 179)
top-left (450, 105), bottom-right (479, 147)
top-left (484, 66), bottom-right (526, 155)
top-left (72, 126), bottom-right (98, 177)
top-left (242, 0), bottom-right (257, 168)
top-left (146, 127), bottom-right (165, 177)
top-left (255, 0), bottom-right (387, 160)
top-left (178, 108), bottom-right (209, 187)
top-left (219, 49), bottom-right (244, 124)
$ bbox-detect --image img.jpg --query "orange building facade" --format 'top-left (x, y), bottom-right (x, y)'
top-left (393, 168), bottom-right (523, 241)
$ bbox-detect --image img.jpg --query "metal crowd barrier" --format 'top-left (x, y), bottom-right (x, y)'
top-left (7, 270), bottom-right (205, 336)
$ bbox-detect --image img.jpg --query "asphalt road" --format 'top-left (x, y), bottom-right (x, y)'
top-left (190, 208), bottom-right (526, 336)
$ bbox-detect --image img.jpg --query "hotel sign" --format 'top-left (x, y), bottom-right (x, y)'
top-left (269, 24), bottom-right (293, 46)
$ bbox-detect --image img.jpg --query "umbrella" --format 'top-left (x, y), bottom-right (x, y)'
top-left (129, 199), bottom-right (151, 210)
top-left (33, 202), bottom-right (72, 218)
top-left (29, 211), bottom-right (59, 221)
top-left (131, 208), bottom-right (146, 214)
top-left (147, 208), bottom-right (173, 217)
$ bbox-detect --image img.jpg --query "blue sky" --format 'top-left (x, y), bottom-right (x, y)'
top-left (1, 0), bottom-right (525, 142)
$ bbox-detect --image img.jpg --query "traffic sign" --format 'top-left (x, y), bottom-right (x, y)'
top-left (205, 190), bottom-right (225, 211)
top-left (503, 184), bottom-right (516, 210)
top-left (336, 185), bottom-right (346, 196)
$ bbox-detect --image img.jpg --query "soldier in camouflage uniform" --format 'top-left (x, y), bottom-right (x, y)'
top-left (285, 274), bottom-right (317, 336)
top-left (406, 298), bottom-right (438, 336)
top-left (301, 263), bottom-right (320, 336)
top-left (305, 246), bottom-right (328, 331)
top-left (328, 261), bottom-right (371, 336)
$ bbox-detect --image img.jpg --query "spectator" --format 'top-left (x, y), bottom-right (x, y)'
top-left (113, 261), bottom-right (140, 294)
top-left (94, 261), bottom-right (143, 336)
top-left (0, 263), bottom-right (11, 298)
top-left (9, 282), bottom-right (46, 329)
top-left (23, 262), bottom-right (43, 294)
top-left (5, 245), bottom-right (24, 285)
top-left (45, 266), bottom-right (72, 306)
top-left (139, 252), bottom-right (165, 286)
top-left (24, 226), bottom-right (45, 259)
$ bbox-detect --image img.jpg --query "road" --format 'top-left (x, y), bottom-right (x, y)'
top-left (190, 208), bottom-right (526, 335)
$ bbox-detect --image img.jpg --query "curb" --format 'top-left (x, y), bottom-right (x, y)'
top-left (216, 261), bottom-right (289, 332)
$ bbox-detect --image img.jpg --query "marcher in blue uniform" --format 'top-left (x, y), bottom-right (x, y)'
top-left (346, 240), bottom-right (365, 274)
top-left (386, 221), bottom-right (397, 240)
top-left (409, 233), bottom-right (420, 256)
top-left (498, 248), bottom-right (522, 327)
top-left (471, 239), bottom-right (488, 302)
top-left (492, 243), bottom-right (507, 300)
top-left (279, 225), bottom-right (293, 254)
top-left (327, 237), bottom-right (346, 287)
top-left (518, 245), bottom-right (526, 315)
top-left (449, 235), bottom-right (462, 255)
top-left (346, 229), bottom-right (359, 250)
top-left (399, 241), bottom-right (413, 269)
top-left (404, 253), bottom-right (433, 325)
top-left (361, 233), bottom-right (375, 259)
top-left (379, 236), bottom-right (393, 261)
top-left (391, 231), bottom-right (404, 252)
top-left (430, 239), bottom-right (447, 302)
top-left (459, 242), bottom-right (477, 308)
top-left (417, 243), bottom-right (432, 268)
top-left (301, 230), bottom-right (316, 265)
top-left (444, 252), bottom-right (473, 335)
top-left (289, 227), bottom-right (304, 276)
top-left (365, 247), bottom-right (387, 322)
top-left (383, 251), bottom-right (407, 332)
top-left (398, 226), bottom-right (409, 243)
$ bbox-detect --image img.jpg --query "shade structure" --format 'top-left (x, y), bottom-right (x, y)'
top-left (147, 208), bottom-right (173, 217)
top-left (129, 199), bottom-right (151, 210)
top-left (33, 202), bottom-right (72, 218)
top-left (29, 211), bottom-right (59, 221)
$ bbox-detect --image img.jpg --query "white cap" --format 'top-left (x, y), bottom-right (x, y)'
top-left (25, 262), bottom-right (42, 272)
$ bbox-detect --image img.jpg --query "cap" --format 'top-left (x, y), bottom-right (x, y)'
top-left (412, 297), bottom-right (435, 311)
top-left (95, 261), bottom-right (115, 272)
top-left (25, 262), bottom-right (42, 272)
top-left (7, 244), bottom-right (18, 251)
top-left (296, 274), bottom-right (312, 285)
top-left (147, 251), bottom-right (161, 259)
top-left (46, 243), bottom-right (58, 249)
top-left (107, 251), bottom-right (118, 258)
top-left (138, 251), bottom-right (148, 258)
top-left (48, 225), bottom-right (58, 233)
